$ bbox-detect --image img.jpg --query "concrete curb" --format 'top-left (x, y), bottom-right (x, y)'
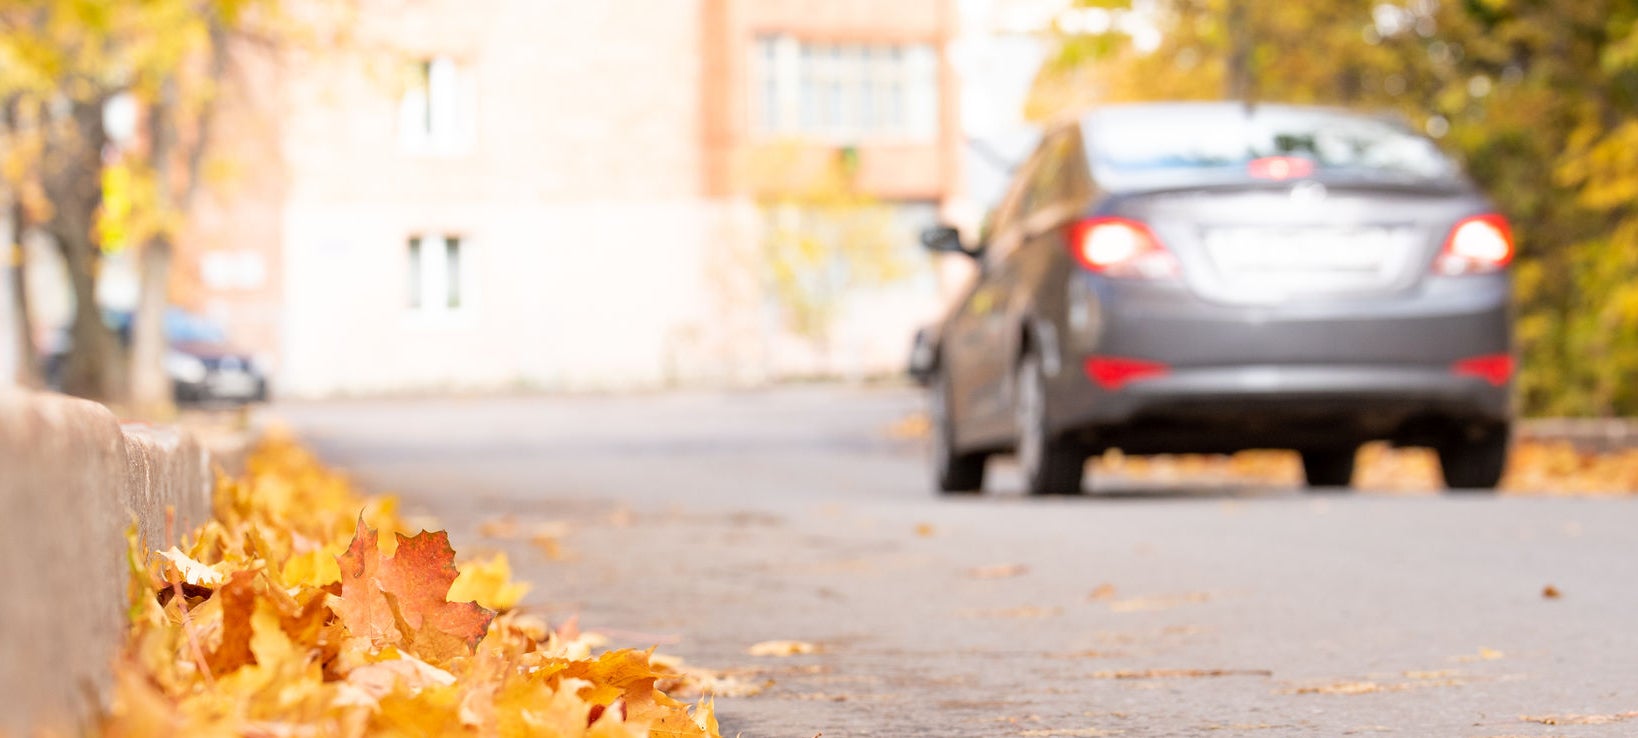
top-left (0, 391), bottom-right (216, 736)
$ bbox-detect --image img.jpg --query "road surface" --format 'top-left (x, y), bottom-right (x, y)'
top-left (276, 386), bottom-right (1638, 737)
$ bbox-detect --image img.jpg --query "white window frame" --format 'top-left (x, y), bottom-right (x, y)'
top-left (399, 55), bottom-right (474, 156)
top-left (752, 36), bottom-right (941, 143)
top-left (407, 234), bottom-right (468, 315)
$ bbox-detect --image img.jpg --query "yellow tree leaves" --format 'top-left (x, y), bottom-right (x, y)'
top-left (107, 436), bottom-right (724, 738)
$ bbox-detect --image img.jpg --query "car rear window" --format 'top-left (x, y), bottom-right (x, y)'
top-left (1086, 105), bottom-right (1463, 191)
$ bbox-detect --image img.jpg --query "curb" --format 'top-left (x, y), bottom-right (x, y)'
top-left (0, 391), bottom-right (217, 735)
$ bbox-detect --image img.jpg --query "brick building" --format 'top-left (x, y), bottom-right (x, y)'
top-left (184, 0), bottom-right (963, 396)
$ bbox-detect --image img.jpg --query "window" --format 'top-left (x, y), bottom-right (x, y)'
top-left (753, 35), bottom-right (940, 139)
top-left (400, 56), bottom-right (468, 152)
top-left (408, 235), bottom-right (464, 312)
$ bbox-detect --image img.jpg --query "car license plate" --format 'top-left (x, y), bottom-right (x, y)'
top-left (1205, 227), bottom-right (1398, 274)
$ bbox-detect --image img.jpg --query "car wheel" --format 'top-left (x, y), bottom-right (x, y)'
top-left (1300, 447), bottom-right (1357, 489)
top-left (1016, 351), bottom-right (1085, 496)
top-left (930, 367), bottom-right (987, 494)
top-left (1439, 424), bottom-right (1509, 491)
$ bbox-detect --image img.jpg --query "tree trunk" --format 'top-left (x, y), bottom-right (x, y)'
top-left (8, 194), bottom-right (41, 388)
top-left (4, 97), bottom-right (42, 388)
top-left (1225, 0), bottom-right (1253, 104)
top-left (130, 79), bottom-right (180, 419)
top-left (47, 96), bottom-right (124, 403)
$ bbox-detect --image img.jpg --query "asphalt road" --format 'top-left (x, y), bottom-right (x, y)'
top-left (276, 386), bottom-right (1638, 737)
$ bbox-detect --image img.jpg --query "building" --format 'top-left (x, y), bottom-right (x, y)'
top-left (174, 0), bottom-right (964, 396)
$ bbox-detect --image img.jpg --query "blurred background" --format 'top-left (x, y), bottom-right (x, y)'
top-left (1, 0), bottom-right (1634, 422)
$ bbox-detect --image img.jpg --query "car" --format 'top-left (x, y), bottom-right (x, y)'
top-left (917, 102), bottom-right (1513, 495)
top-left (47, 308), bottom-right (270, 406)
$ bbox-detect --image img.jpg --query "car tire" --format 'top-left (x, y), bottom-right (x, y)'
top-left (1300, 447), bottom-right (1357, 489)
top-left (931, 366), bottom-right (987, 494)
top-left (1439, 424), bottom-right (1509, 491)
top-left (1016, 351), bottom-right (1085, 496)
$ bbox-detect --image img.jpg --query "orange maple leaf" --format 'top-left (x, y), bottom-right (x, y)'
top-left (335, 518), bottom-right (495, 653)
top-left (205, 570), bottom-right (257, 675)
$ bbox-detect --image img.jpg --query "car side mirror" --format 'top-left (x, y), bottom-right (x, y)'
top-left (920, 224), bottom-right (981, 258)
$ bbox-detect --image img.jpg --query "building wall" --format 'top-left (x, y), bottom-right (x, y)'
top-left (268, 0), bottom-right (727, 395)
top-left (192, 0), bottom-right (960, 396)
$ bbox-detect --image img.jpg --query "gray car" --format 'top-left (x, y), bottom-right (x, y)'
top-left (917, 102), bottom-right (1513, 495)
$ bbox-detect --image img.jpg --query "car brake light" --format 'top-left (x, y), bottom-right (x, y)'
top-left (1085, 356), bottom-right (1170, 390)
top-left (1435, 214), bottom-right (1513, 275)
top-left (1452, 354), bottom-right (1515, 386)
top-left (1247, 156), bottom-right (1315, 180)
top-left (1067, 217), bottom-right (1180, 279)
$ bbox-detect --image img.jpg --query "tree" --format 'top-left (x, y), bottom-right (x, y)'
top-left (745, 142), bottom-right (911, 370)
top-left (0, 0), bottom-right (324, 411)
top-left (2, 94), bottom-right (43, 387)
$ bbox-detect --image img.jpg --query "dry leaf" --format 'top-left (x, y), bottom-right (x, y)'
top-left (1090, 669), bottom-right (1271, 679)
top-left (448, 552), bottom-right (531, 611)
top-left (477, 515), bottom-right (520, 539)
top-left (1521, 712), bottom-right (1638, 725)
top-left (335, 518), bottom-right (496, 652)
top-left (747, 640), bottom-right (820, 656)
top-left (1018, 730), bottom-right (1112, 737)
top-left (1107, 592), bottom-right (1210, 612)
top-left (1087, 584), bottom-right (1117, 601)
top-left (204, 570), bottom-right (257, 674)
top-left (1542, 584), bottom-right (1562, 599)
top-left (158, 547), bottom-right (224, 586)
top-left (960, 606), bottom-right (1064, 619)
top-left (1290, 681), bottom-right (1395, 695)
top-left (914, 523), bottom-right (936, 537)
top-left (966, 563), bottom-right (1029, 580)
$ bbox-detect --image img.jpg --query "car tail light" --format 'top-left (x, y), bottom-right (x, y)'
top-left (1434, 214), bottom-right (1514, 275)
top-left (1085, 356), bottom-right (1170, 390)
top-left (1247, 155), bottom-right (1315, 180)
top-left (1452, 354), bottom-right (1515, 386)
top-left (1067, 217), bottom-right (1180, 279)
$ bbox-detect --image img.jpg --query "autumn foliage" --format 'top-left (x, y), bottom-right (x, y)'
top-left (106, 433), bottom-right (721, 737)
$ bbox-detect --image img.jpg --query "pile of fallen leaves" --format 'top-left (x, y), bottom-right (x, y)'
top-left (106, 431), bottom-right (720, 737)
top-left (1094, 441), bottom-right (1638, 494)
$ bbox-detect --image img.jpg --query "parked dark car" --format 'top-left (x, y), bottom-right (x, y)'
top-left (916, 102), bottom-right (1513, 495)
top-left (147, 309), bottom-right (269, 405)
top-left (47, 308), bottom-right (269, 405)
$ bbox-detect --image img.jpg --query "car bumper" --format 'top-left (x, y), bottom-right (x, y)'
top-left (1051, 273), bottom-right (1512, 451)
top-left (175, 373), bottom-right (268, 405)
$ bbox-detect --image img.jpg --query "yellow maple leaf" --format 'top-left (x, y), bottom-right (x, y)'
top-left (448, 552), bottom-right (531, 611)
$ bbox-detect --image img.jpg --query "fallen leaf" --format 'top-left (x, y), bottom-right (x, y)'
top-left (1289, 681), bottom-right (1396, 695)
top-left (1108, 592), bottom-right (1210, 612)
top-left (967, 564), bottom-right (1029, 580)
top-left (1018, 730), bottom-right (1112, 737)
top-left (914, 523), bottom-right (936, 537)
top-left (747, 640), bottom-right (820, 657)
top-left (1452, 647), bottom-right (1505, 663)
top-left (477, 515), bottom-right (520, 539)
top-left (205, 570), bottom-right (257, 675)
top-left (334, 518), bottom-right (496, 653)
top-left (1090, 669), bottom-right (1271, 680)
top-left (158, 547), bottom-right (224, 586)
top-left (1520, 712), bottom-right (1638, 726)
top-left (1087, 584), bottom-right (1117, 601)
top-left (448, 552), bottom-right (531, 611)
top-left (962, 606), bottom-right (1064, 619)
top-left (1542, 584), bottom-right (1562, 599)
